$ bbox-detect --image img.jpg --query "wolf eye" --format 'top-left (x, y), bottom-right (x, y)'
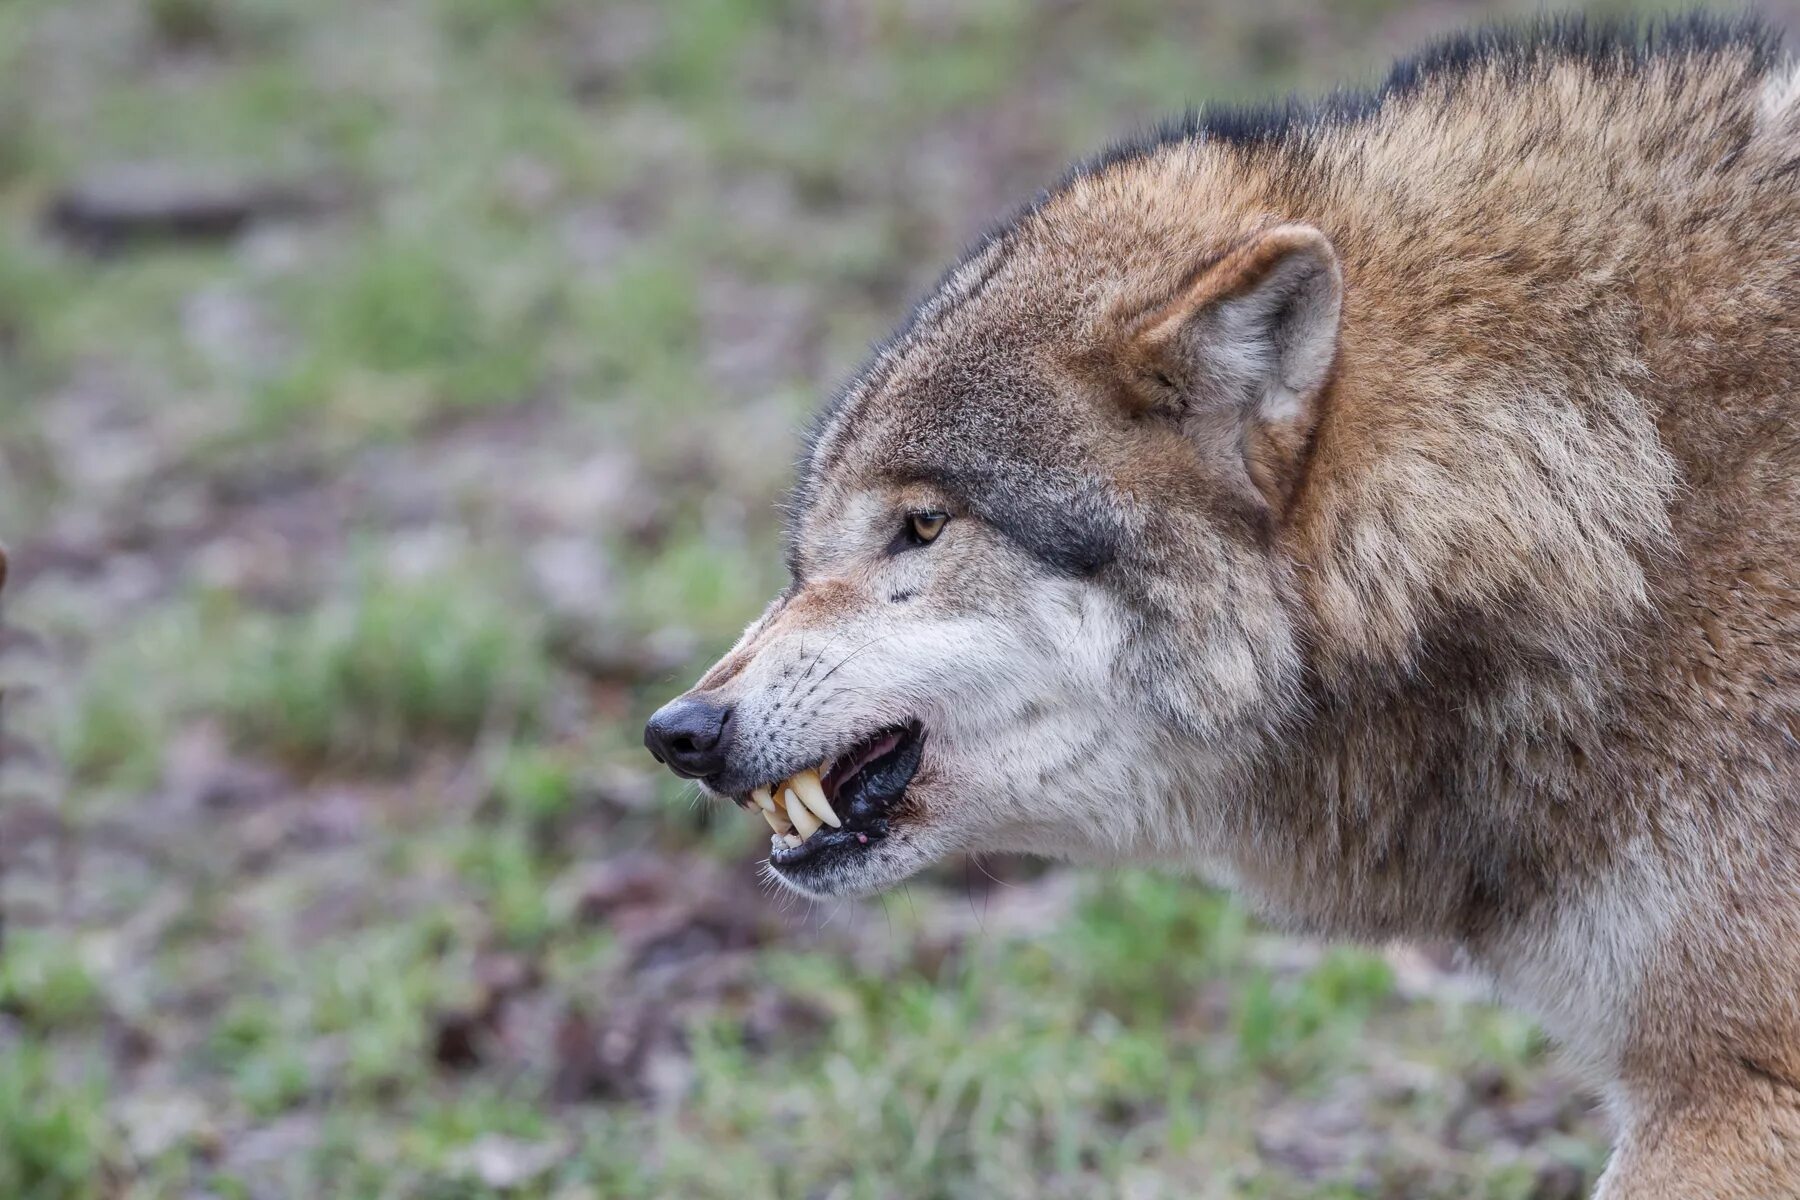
top-left (906, 511), bottom-right (948, 545)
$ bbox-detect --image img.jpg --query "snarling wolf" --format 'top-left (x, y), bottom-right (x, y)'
top-left (645, 16), bottom-right (1800, 1195)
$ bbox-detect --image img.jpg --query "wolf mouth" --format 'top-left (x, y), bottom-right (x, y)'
top-left (742, 721), bottom-right (925, 871)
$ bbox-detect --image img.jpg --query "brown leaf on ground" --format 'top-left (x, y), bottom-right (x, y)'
top-left (558, 852), bottom-right (777, 972)
top-left (432, 952), bottom-right (543, 1072)
top-left (563, 854), bottom-right (678, 923)
top-left (164, 727), bottom-right (288, 814)
top-left (1531, 1161), bottom-right (1590, 1200)
top-left (740, 987), bottom-right (833, 1054)
top-left (551, 1002), bottom-right (668, 1102)
top-left (1445, 1066), bottom-right (1591, 1150)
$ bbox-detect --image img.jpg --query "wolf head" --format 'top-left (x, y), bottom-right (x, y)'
top-left (646, 157), bottom-right (1344, 896)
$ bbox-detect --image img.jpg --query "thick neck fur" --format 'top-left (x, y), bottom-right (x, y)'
top-left (1041, 39), bottom-right (1800, 1060)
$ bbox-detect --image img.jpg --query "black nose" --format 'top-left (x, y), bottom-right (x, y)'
top-left (643, 695), bottom-right (733, 779)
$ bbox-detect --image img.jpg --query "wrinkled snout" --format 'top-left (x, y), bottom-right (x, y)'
top-left (643, 693), bottom-right (734, 779)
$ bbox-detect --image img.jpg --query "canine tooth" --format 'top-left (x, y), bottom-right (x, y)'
top-left (785, 788), bottom-right (821, 839)
top-left (789, 769), bottom-right (841, 828)
top-left (783, 833), bottom-right (803, 848)
top-left (752, 786), bottom-right (775, 813)
top-left (763, 808), bottom-right (792, 835)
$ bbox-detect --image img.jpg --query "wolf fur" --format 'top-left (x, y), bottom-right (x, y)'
top-left (657, 16), bottom-right (1800, 1195)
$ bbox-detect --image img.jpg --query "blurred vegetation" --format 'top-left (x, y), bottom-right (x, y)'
top-left (0, 0), bottom-right (1759, 1195)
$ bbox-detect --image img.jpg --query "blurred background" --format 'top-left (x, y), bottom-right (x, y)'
top-left (0, 1), bottom-right (1789, 1196)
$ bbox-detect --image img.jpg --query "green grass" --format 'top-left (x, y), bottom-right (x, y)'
top-left (216, 566), bottom-right (550, 772)
top-left (254, 235), bottom-right (550, 440)
top-left (0, 931), bottom-right (104, 1032)
top-left (573, 873), bottom-right (1583, 1200)
top-left (49, 562), bottom-right (550, 790)
top-left (0, 1047), bottom-right (114, 1200)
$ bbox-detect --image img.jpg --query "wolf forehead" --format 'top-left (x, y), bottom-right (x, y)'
top-left (784, 207), bottom-right (1256, 583)
top-left (789, 298), bottom-right (1123, 581)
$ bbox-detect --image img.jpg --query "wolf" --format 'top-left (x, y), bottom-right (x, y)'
top-left (644, 16), bottom-right (1800, 1196)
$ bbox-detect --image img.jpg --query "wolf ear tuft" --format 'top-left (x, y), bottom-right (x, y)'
top-left (1122, 223), bottom-right (1342, 516)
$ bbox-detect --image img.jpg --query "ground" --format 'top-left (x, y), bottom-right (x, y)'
top-left (0, 1), bottom-right (1769, 1196)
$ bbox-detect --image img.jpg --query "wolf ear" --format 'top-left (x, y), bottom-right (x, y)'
top-left (1122, 223), bottom-right (1342, 516)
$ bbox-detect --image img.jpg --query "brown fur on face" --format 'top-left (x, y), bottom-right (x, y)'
top-left (658, 16), bottom-right (1800, 1195)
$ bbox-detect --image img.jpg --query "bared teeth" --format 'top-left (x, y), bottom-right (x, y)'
top-left (784, 787), bottom-right (822, 839)
top-left (788, 768), bottom-right (840, 828)
top-left (752, 761), bottom-right (851, 851)
top-left (753, 786), bottom-right (791, 834)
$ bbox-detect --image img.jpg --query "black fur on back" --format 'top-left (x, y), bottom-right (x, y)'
top-left (1071, 11), bottom-right (1778, 172)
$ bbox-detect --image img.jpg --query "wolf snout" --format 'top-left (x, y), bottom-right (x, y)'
top-left (643, 694), bottom-right (734, 779)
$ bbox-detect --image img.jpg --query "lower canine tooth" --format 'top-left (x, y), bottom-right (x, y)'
top-left (784, 788), bottom-right (822, 839)
top-left (783, 834), bottom-right (803, 848)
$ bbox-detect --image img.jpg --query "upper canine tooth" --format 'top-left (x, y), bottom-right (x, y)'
top-left (763, 808), bottom-right (792, 835)
top-left (784, 788), bottom-right (821, 839)
top-left (789, 769), bottom-right (840, 828)
top-left (752, 786), bottom-right (775, 813)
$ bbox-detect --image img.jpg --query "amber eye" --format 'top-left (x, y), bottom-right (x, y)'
top-left (907, 511), bottom-right (948, 545)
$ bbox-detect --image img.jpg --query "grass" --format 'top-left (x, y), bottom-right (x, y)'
top-left (0, 0), bottom-right (1684, 1194)
top-left (216, 565), bottom-right (550, 772)
top-left (0, 931), bottom-right (104, 1032)
top-left (50, 560), bottom-right (550, 791)
top-left (0, 1046), bottom-right (113, 1200)
top-left (254, 235), bottom-right (550, 440)
top-left (571, 874), bottom-right (1592, 1200)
